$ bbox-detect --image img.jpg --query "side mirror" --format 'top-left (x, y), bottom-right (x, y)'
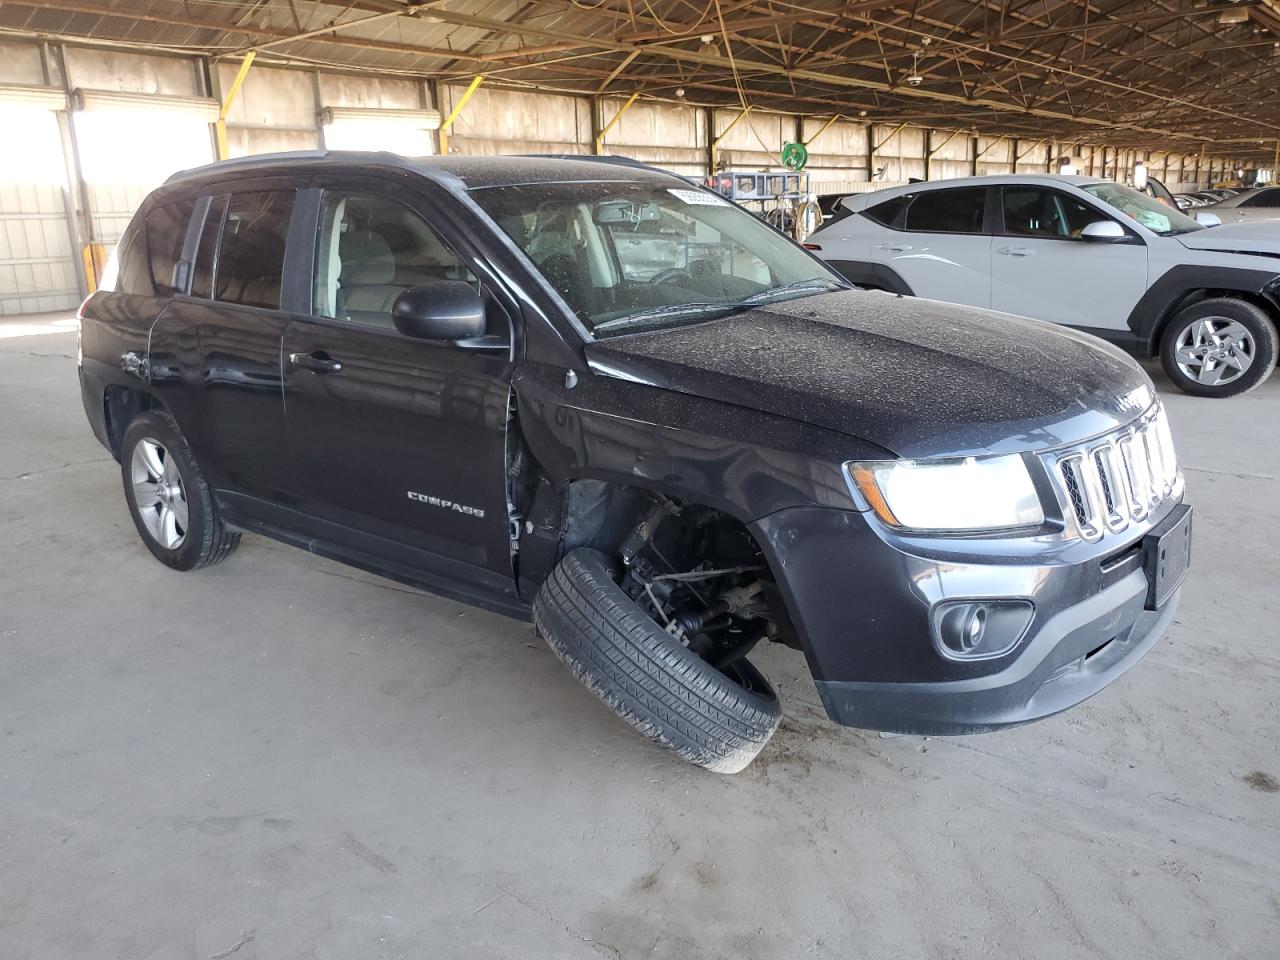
top-left (392, 281), bottom-right (486, 341)
top-left (1080, 220), bottom-right (1127, 242)
top-left (1194, 211), bottom-right (1222, 228)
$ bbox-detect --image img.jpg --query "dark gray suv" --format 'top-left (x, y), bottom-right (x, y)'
top-left (77, 152), bottom-right (1192, 772)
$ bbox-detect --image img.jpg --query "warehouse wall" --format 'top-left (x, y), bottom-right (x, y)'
top-left (0, 38), bottom-right (1260, 314)
top-left (0, 41), bottom-right (81, 314)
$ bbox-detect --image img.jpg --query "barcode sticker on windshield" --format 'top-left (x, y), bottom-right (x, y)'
top-left (668, 188), bottom-right (729, 206)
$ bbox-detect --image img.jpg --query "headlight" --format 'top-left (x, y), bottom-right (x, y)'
top-left (846, 454), bottom-right (1045, 532)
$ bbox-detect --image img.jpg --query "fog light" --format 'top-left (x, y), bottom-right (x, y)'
top-left (933, 600), bottom-right (1033, 660)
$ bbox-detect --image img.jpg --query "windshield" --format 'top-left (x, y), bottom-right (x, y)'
top-left (469, 180), bottom-right (847, 336)
top-left (1081, 182), bottom-right (1203, 236)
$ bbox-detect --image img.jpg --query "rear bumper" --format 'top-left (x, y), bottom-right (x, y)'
top-left (749, 503), bottom-right (1184, 735)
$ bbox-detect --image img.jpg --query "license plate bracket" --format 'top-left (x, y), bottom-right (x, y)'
top-left (1143, 503), bottom-right (1192, 611)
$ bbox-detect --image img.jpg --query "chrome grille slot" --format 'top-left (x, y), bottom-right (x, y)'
top-left (1058, 455), bottom-right (1093, 535)
top-left (1048, 405), bottom-right (1180, 542)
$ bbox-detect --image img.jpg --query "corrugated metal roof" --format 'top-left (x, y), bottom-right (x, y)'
top-left (4, 0), bottom-right (1280, 158)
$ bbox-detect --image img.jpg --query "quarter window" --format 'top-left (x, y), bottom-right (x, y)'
top-left (212, 191), bottom-right (295, 311)
top-left (1001, 188), bottom-right (1103, 239)
top-left (864, 195), bottom-right (910, 228)
top-left (313, 191), bottom-right (475, 328)
top-left (144, 199), bottom-right (195, 295)
top-left (903, 187), bottom-right (987, 234)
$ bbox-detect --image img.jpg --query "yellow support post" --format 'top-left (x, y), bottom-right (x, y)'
top-left (215, 51), bottom-right (256, 161)
top-left (438, 74), bottom-right (485, 156)
top-left (595, 91), bottom-right (639, 155)
top-left (709, 105), bottom-right (752, 172)
top-left (802, 114), bottom-right (841, 148)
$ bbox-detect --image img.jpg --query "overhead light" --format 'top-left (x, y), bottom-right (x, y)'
top-left (904, 52), bottom-right (924, 86)
top-left (1218, 7), bottom-right (1249, 23)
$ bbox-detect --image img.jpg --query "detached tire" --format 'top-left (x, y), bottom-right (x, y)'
top-left (1160, 298), bottom-right (1278, 397)
top-left (121, 410), bottom-right (239, 571)
top-left (534, 548), bottom-right (782, 773)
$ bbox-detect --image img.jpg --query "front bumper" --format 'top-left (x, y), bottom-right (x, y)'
top-left (749, 503), bottom-right (1184, 735)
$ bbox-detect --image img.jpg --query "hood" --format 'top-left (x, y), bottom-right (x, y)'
top-left (585, 291), bottom-right (1156, 459)
top-left (1177, 220), bottom-right (1280, 257)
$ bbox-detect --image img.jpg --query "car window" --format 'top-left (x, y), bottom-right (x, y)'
top-left (864, 195), bottom-right (910, 228)
top-left (111, 221), bottom-right (150, 296)
top-left (1081, 182), bottom-right (1202, 236)
top-left (143, 199), bottom-right (196, 296)
top-left (471, 180), bottom-right (845, 337)
top-left (1243, 189), bottom-right (1280, 208)
top-left (903, 187), bottom-right (986, 234)
top-left (1001, 188), bottom-right (1102, 239)
top-left (212, 191), bottom-right (295, 311)
top-left (313, 192), bottom-right (477, 329)
top-left (191, 195), bottom-right (228, 300)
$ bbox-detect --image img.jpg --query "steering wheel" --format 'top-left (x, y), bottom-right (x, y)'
top-left (652, 267), bottom-right (694, 286)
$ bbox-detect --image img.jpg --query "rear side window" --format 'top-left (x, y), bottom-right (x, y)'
top-left (145, 199), bottom-right (195, 295)
top-left (864, 195), bottom-right (910, 228)
top-left (1243, 189), bottom-right (1280, 208)
top-left (903, 187), bottom-right (987, 234)
top-left (213, 191), bottom-right (295, 310)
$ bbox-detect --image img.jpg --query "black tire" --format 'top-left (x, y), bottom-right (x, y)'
top-left (1159, 298), bottom-right (1278, 398)
top-left (533, 548), bottom-right (782, 773)
top-left (120, 410), bottom-right (239, 571)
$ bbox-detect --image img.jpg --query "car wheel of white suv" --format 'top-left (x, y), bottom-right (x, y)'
top-left (1160, 298), bottom-right (1278, 398)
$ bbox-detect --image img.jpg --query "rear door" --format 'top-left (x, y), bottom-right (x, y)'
top-left (990, 185), bottom-right (1148, 332)
top-left (280, 181), bottom-right (515, 582)
top-left (149, 188), bottom-right (301, 497)
top-left (870, 186), bottom-right (992, 307)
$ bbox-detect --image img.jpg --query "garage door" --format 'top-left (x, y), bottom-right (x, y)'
top-left (0, 96), bottom-right (81, 315)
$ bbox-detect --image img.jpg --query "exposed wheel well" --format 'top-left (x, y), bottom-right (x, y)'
top-left (103, 386), bottom-right (163, 458)
top-left (555, 479), bottom-right (802, 652)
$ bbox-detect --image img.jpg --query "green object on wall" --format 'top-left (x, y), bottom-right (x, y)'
top-left (780, 141), bottom-right (809, 171)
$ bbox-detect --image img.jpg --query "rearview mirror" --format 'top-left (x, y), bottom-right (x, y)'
top-left (392, 281), bottom-right (486, 341)
top-left (1080, 220), bottom-right (1127, 242)
top-left (1194, 211), bottom-right (1222, 228)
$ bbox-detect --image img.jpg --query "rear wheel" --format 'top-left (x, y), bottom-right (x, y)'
top-left (534, 547), bottom-right (782, 774)
top-left (121, 410), bottom-right (239, 570)
top-left (1160, 298), bottom-right (1277, 397)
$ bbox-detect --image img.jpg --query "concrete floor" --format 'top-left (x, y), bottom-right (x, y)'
top-left (1, 311), bottom-right (1277, 960)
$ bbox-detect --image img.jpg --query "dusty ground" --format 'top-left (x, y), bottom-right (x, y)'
top-left (1, 312), bottom-right (1277, 960)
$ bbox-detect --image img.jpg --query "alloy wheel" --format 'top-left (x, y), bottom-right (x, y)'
top-left (1173, 317), bottom-right (1255, 387)
top-left (130, 437), bottom-right (188, 549)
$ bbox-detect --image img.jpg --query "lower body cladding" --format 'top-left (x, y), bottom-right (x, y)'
top-left (749, 503), bottom-right (1188, 736)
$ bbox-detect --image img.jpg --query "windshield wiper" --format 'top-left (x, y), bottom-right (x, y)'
top-left (592, 301), bottom-right (741, 333)
top-left (740, 277), bottom-right (849, 305)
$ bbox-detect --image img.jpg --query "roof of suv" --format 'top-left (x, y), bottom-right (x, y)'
top-left (837, 173), bottom-right (1108, 213)
top-left (164, 150), bottom-right (679, 191)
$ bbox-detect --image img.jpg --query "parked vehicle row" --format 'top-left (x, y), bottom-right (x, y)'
top-left (77, 152), bottom-right (1190, 773)
top-left (808, 174), bottom-right (1280, 397)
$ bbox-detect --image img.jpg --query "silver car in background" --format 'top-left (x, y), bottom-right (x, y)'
top-left (1199, 186), bottom-right (1280, 224)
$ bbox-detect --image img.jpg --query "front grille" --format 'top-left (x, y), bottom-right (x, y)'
top-left (1048, 406), bottom-right (1180, 541)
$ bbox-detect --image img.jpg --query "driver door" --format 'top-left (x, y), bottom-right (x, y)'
top-left (990, 186), bottom-right (1147, 332)
top-left (281, 185), bottom-right (514, 581)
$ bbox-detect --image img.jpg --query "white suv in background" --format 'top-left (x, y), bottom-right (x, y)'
top-left (807, 175), bottom-right (1280, 397)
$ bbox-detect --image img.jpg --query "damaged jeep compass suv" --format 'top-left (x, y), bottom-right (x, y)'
top-left (78, 153), bottom-right (1192, 773)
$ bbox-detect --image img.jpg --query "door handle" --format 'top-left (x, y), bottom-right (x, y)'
top-left (289, 351), bottom-right (343, 374)
top-left (876, 242), bottom-right (913, 252)
top-left (996, 246), bottom-right (1035, 257)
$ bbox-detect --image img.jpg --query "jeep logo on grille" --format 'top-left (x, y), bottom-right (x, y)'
top-left (407, 490), bottom-right (485, 518)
